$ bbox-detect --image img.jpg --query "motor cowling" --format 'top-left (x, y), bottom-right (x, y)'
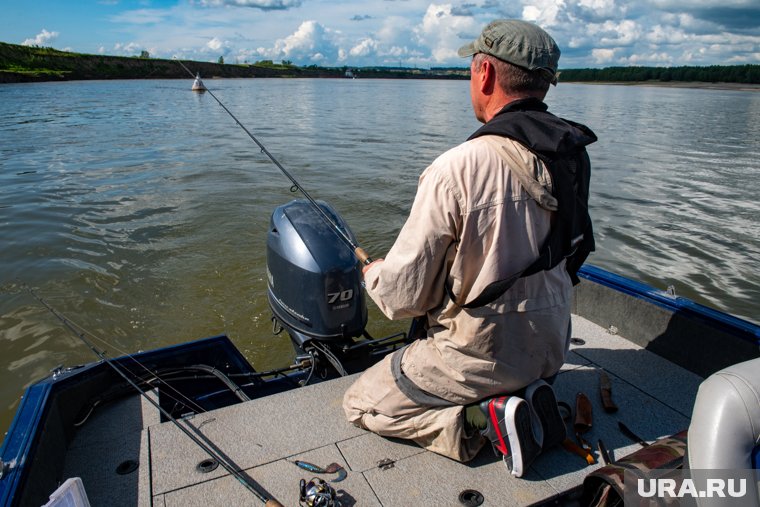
top-left (266, 199), bottom-right (367, 350)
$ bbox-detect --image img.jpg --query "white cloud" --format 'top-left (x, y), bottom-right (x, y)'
top-left (110, 9), bottom-right (169, 24)
top-left (601, 20), bottom-right (641, 46)
top-left (578, 0), bottom-right (617, 12)
top-left (12, 0), bottom-right (757, 68)
top-left (627, 51), bottom-right (672, 64)
top-left (22, 29), bottom-right (59, 47)
top-left (349, 38), bottom-right (378, 58)
top-left (647, 0), bottom-right (757, 8)
top-left (206, 37), bottom-right (232, 53)
top-left (564, 19), bottom-right (642, 53)
top-left (522, 0), bottom-right (565, 27)
top-left (207, 37), bottom-right (222, 51)
top-left (113, 42), bottom-right (143, 54)
top-left (253, 20), bottom-right (340, 64)
top-left (376, 16), bottom-right (415, 46)
top-left (646, 25), bottom-right (689, 45)
top-left (240, 5), bottom-right (476, 67)
top-left (414, 4), bottom-right (479, 63)
top-left (198, 0), bottom-right (302, 10)
top-left (277, 21), bottom-right (327, 57)
top-left (591, 48), bottom-right (617, 64)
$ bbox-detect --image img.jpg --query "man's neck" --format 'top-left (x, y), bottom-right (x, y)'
top-left (481, 92), bottom-right (546, 123)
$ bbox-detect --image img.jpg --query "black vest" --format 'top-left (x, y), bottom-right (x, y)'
top-left (458, 98), bottom-right (597, 309)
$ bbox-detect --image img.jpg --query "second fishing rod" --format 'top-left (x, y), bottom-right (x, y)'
top-left (175, 59), bottom-right (373, 266)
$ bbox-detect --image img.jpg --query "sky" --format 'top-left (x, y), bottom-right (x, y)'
top-left (1, 0), bottom-right (759, 69)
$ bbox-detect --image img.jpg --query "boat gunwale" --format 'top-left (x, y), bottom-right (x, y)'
top-left (578, 265), bottom-right (759, 346)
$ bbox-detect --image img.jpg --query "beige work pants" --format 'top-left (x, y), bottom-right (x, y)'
top-left (342, 352), bottom-right (486, 462)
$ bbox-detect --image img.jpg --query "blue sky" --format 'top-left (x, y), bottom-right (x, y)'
top-left (2, 0), bottom-right (758, 68)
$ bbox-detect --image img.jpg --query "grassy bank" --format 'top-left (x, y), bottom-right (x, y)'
top-left (1, 42), bottom-right (758, 86)
top-left (0, 42), bottom-right (468, 83)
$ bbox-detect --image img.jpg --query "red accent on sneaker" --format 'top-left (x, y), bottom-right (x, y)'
top-left (488, 397), bottom-right (509, 456)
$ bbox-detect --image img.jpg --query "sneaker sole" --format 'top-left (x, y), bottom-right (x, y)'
top-left (505, 397), bottom-right (541, 477)
top-left (527, 382), bottom-right (566, 450)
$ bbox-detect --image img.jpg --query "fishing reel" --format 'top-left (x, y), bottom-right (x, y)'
top-left (299, 477), bottom-right (340, 507)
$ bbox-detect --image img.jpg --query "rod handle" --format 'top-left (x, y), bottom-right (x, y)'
top-left (354, 247), bottom-right (373, 265)
top-left (265, 501), bottom-right (284, 507)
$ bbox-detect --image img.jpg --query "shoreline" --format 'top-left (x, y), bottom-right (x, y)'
top-left (569, 80), bottom-right (760, 92)
top-left (3, 76), bottom-right (759, 91)
top-left (3, 42), bottom-right (758, 87)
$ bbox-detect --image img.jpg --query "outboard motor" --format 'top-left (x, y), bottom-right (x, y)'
top-left (267, 199), bottom-right (368, 369)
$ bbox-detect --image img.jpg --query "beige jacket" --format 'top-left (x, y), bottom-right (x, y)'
top-left (364, 135), bottom-right (572, 404)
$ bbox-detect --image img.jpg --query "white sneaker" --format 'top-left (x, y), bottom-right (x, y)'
top-left (480, 395), bottom-right (542, 477)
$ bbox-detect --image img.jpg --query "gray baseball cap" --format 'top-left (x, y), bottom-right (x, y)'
top-left (458, 19), bottom-right (560, 83)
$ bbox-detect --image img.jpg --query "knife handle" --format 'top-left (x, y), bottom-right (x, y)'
top-left (600, 386), bottom-right (618, 413)
top-left (599, 371), bottom-right (619, 413)
top-left (574, 392), bottom-right (593, 431)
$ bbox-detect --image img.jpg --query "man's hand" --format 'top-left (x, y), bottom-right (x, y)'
top-left (362, 258), bottom-right (384, 275)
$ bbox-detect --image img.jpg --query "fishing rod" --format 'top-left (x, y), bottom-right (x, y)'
top-left (27, 288), bottom-right (285, 507)
top-left (175, 59), bottom-right (373, 265)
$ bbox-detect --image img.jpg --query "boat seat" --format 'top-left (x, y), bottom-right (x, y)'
top-left (687, 357), bottom-right (760, 503)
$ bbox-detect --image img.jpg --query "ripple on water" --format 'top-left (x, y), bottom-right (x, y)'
top-left (1, 80), bottom-right (759, 436)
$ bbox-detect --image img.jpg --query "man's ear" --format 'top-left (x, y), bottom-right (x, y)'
top-left (477, 58), bottom-right (496, 95)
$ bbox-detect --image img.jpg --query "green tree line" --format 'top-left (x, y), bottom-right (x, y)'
top-left (2, 41), bottom-right (758, 84)
top-left (559, 65), bottom-right (760, 84)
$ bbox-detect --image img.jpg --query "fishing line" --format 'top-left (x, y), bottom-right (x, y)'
top-left (26, 287), bottom-right (284, 506)
top-left (3, 283), bottom-right (205, 415)
top-left (24, 288), bottom-right (205, 415)
top-left (174, 59), bottom-right (372, 265)
top-left (48, 304), bottom-right (208, 416)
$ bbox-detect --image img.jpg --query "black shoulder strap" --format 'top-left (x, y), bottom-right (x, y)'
top-left (446, 270), bottom-right (524, 309)
top-left (521, 147), bottom-right (594, 284)
top-left (448, 139), bottom-right (594, 309)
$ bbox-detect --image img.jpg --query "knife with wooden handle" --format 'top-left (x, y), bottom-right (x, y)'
top-left (599, 370), bottom-right (619, 413)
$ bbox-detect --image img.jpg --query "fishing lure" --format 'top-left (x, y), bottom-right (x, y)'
top-left (294, 460), bottom-right (347, 482)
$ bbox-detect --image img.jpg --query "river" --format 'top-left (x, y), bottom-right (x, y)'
top-left (1, 78), bottom-right (758, 434)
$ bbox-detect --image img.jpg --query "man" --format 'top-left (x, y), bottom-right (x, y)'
top-left (343, 19), bottom-right (596, 477)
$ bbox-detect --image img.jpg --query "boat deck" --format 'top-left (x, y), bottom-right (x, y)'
top-left (62, 314), bottom-right (704, 506)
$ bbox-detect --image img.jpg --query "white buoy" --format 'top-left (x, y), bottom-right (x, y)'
top-left (192, 72), bottom-right (206, 92)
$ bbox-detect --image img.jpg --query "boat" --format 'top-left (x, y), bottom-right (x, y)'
top-left (1, 199), bottom-right (758, 506)
top-left (191, 73), bottom-right (206, 92)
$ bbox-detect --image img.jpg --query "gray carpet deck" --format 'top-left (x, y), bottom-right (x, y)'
top-left (62, 314), bottom-right (703, 506)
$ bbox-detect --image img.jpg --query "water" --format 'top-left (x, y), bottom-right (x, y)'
top-left (1, 79), bottom-right (758, 434)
